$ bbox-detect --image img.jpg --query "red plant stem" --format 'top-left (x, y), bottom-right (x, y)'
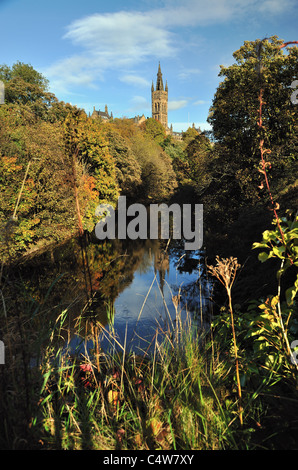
top-left (258, 37), bottom-right (298, 264)
top-left (71, 146), bottom-right (84, 237)
top-left (257, 40), bottom-right (297, 252)
top-left (258, 89), bottom-right (286, 246)
top-left (279, 41), bottom-right (298, 49)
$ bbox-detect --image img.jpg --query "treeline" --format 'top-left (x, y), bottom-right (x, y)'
top-left (0, 63), bottom-right (180, 261)
top-left (165, 37), bottom-right (297, 283)
top-left (1, 35), bottom-right (297, 267)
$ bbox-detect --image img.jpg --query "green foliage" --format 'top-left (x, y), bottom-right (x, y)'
top-left (130, 133), bottom-right (177, 202)
top-left (184, 133), bottom-right (212, 188)
top-left (181, 126), bottom-right (199, 145)
top-left (212, 214), bottom-right (298, 392)
top-left (0, 61), bottom-right (78, 123)
top-left (252, 214), bottom-right (298, 305)
top-left (63, 110), bottom-right (120, 231)
top-left (140, 117), bottom-right (166, 145)
top-left (0, 61), bottom-right (49, 90)
top-left (106, 117), bottom-right (177, 202)
top-left (0, 117), bottom-right (78, 259)
top-left (206, 36), bottom-right (297, 214)
top-left (101, 124), bottom-right (142, 196)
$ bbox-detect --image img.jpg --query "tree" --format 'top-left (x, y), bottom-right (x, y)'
top-left (63, 111), bottom-right (120, 231)
top-left (182, 126), bottom-right (199, 145)
top-left (100, 124), bottom-right (142, 196)
top-left (0, 61), bottom-right (77, 122)
top-left (0, 111), bottom-right (78, 259)
top-left (0, 61), bottom-right (49, 89)
top-left (140, 118), bottom-right (166, 145)
top-left (184, 132), bottom-right (212, 190)
top-left (207, 36), bottom-right (297, 207)
top-left (130, 133), bottom-right (177, 202)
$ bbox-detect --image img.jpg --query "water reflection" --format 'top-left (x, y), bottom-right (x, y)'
top-left (14, 235), bottom-right (212, 356)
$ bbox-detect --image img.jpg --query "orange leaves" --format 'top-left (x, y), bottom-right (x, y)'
top-left (81, 174), bottom-right (99, 201)
top-left (0, 156), bottom-right (22, 173)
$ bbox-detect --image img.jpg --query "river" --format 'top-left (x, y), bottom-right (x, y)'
top-left (12, 234), bottom-right (212, 357)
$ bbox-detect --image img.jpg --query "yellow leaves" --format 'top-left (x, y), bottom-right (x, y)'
top-left (258, 295), bottom-right (279, 312)
top-left (107, 389), bottom-right (120, 412)
top-left (149, 417), bottom-right (163, 437)
top-left (258, 296), bottom-right (280, 326)
top-left (0, 156), bottom-right (22, 173)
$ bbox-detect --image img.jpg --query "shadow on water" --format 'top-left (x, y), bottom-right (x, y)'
top-left (11, 234), bottom-right (212, 357)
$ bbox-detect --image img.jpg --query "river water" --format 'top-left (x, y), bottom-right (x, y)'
top-left (15, 235), bottom-right (212, 357)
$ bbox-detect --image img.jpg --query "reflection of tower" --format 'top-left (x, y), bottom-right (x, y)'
top-left (154, 249), bottom-right (170, 293)
top-left (151, 63), bottom-right (168, 129)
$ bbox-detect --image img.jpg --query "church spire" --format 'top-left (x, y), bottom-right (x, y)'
top-left (151, 63), bottom-right (168, 130)
top-left (156, 62), bottom-right (164, 91)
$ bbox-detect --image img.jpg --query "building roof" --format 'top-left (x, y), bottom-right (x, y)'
top-left (91, 105), bottom-right (112, 119)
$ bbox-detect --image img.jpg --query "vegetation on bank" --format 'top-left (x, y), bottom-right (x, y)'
top-left (0, 36), bottom-right (297, 449)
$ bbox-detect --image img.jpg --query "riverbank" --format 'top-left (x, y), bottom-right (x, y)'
top-left (1, 221), bottom-right (298, 450)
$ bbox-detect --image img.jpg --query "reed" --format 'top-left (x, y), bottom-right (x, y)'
top-left (27, 288), bottom-right (241, 450)
top-left (2, 259), bottom-right (294, 450)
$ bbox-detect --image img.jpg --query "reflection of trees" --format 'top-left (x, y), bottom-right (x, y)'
top-left (7, 234), bottom-right (211, 350)
top-left (153, 248), bottom-right (169, 294)
top-left (166, 244), bottom-right (212, 324)
top-left (10, 236), bottom-right (163, 341)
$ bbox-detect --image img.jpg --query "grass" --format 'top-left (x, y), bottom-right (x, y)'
top-left (0, 270), bottom-right (243, 451)
top-left (0, 260), bottom-right (297, 450)
top-left (34, 307), bottom-right (239, 450)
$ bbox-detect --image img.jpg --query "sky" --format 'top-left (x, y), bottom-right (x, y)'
top-left (0, 0), bottom-right (297, 132)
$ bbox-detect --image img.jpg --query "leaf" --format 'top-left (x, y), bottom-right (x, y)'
top-left (148, 417), bottom-right (163, 437)
top-left (252, 242), bottom-right (269, 249)
top-left (258, 252), bottom-right (269, 262)
top-left (107, 389), bottom-right (120, 411)
top-left (272, 245), bottom-right (286, 259)
top-left (285, 278), bottom-right (298, 306)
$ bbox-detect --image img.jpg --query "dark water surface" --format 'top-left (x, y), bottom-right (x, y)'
top-left (15, 235), bottom-right (212, 355)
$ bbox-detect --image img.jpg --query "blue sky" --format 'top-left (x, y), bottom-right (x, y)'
top-left (0, 0), bottom-right (297, 132)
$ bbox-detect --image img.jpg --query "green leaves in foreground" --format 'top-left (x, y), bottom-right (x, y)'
top-left (252, 214), bottom-right (298, 306)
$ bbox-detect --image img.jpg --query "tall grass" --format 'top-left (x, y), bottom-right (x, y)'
top-left (0, 271), bottom-right (244, 450)
top-left (34, 302), bottom-right (240, 450)
top-left (3, 252), bottom-right (295, 450)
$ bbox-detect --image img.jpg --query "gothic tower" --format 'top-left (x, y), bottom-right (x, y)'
top-left (151, 63), bottom-right (168, 129)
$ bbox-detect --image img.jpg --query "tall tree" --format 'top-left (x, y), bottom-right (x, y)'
top-left (207, 36), bottom-right (298, 210)
top-left (0, 61), bottom-right (75, 122)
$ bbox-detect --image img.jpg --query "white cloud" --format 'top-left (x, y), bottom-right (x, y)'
top-left (157, 0), bottom-right (295, 26)
top-left (120, 74), bottom-right (151, 88)
top-left (45, 0), bottom-right (295, 94)
top-left (178, 68), bottom-right (202, 80)
top-left (63, 11), bottom-right (176, 64)
top-left (193, 99), bottom-right (208, 105)
top-left (128, 95), bottom-right (151, 113)
top-left (257, 0), bottom-right (295, 14)
top-left (168, 100), bottom-right (188, 110)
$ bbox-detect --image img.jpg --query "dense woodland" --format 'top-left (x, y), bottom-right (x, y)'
top-left (0, 38), bottom-right (297, 262)
top-left (0, 36), bottom-right (298, 450)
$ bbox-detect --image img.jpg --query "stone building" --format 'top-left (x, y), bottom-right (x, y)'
top-left (151, 64), bottom-right (183, 140)
top-left (151, 63), bottom-right (168, 129)
top-left (131, 114), bottom-right (146, 125)
top-left (91, 104), bottom-right (113, 120)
